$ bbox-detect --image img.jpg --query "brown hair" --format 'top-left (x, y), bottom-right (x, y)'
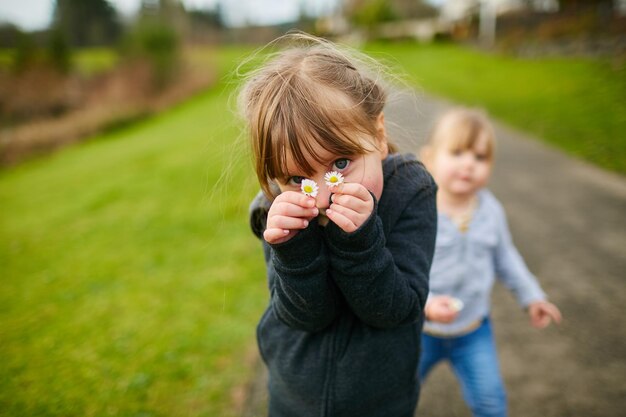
top-left (424, 107), bottom-right (495, 163)
top-left (238, 33), bottom-right (396, 199)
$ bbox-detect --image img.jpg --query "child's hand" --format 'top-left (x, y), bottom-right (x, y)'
top-left (528, 300), bottom-right (562, 329)
top-left (264, 191), bottom-right (319, 245)
top-left (326, 183), bottom-right (374, 233)
top-left (425, 296), bottom-right (461, 323)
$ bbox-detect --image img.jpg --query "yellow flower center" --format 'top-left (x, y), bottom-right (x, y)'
top-left (329, 177), bottom-right (338, 183)
top-left (303, 185), bottom-right (313, 193)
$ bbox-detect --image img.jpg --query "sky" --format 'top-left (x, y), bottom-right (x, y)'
top-left (0, 0), bottom-right (341, 31)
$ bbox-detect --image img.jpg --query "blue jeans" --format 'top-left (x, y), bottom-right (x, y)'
top-left (419, 318), bottom-right (508, 417)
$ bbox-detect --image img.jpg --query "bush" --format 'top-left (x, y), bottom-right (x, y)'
top-left (349, 0), bottom-right (397, 30)
top-left (12, 32), bottom-right (38, 73)
top-left (47, 28), bottom-right (71, 74)
top-left (121, 20), bottom-right (181, 91)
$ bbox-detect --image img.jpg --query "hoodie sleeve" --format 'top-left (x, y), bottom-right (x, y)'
top-left (265, 220), bottom-right (340, 332)
top-left (323, 167), bottom-right (437, 328)
top-left (250, 192), bottom-right (339, 332)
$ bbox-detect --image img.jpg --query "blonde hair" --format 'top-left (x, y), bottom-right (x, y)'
top-left (424, 107), bottom-right (495, 164)
top-left (237, 33), bottom-right (396, 199)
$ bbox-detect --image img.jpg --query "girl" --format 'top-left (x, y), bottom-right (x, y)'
top-left (240, 34), bottom-right (437, 417)
top-left (419, 107), bottom-right (562, 417)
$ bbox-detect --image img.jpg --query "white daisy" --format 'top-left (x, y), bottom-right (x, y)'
top-left (300, 179), bottom-right (319, 197)
top-left (324, 171), bottom-right (344, 187)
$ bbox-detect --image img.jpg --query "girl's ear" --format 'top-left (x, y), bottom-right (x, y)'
top-left (376, 112), bottom-right (389, 159)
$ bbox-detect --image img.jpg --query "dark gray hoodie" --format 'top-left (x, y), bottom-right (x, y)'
top-left (249, 153), bottom-right (437, 417)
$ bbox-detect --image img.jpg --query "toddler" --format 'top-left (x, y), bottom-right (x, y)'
top-left (419, 107), bottom-right (562, 417)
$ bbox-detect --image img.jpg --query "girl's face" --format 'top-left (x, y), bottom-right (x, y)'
top-left (429, 137), bottom-right (492, 198)
top-left (276, 136), bottom-right (388, 217)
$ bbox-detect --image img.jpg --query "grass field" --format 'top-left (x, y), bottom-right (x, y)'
top-left (2, 41), bottom-right (624, 416)
top-left (366, 42), bottom-right (626, 174)
top-left (0, 46), bottom-right (267, 417)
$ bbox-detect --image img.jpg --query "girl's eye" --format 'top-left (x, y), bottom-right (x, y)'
top-left (475, 154), bottom-right (488, 161)
top-left (451, 149), bottom-right (462, 157)
top-left (333, 158), bottom-right (350, 170)
top-left (288, 176), bottom-right (306, 186)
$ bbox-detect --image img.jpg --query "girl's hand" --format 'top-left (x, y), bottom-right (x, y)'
top-left (528, 300), bottom-right (562, 329)
top-left (425, 296), bottom-right (460, 323)
top-left (326, 183), bottom-right (374, 233)
top-left (264, 191), bottom-right (319, 245)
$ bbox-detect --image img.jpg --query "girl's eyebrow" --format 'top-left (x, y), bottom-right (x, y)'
top-left (281, 169), bottom-right (304, 181)
top-left (321, 153), bottom-right (351, 164)
top-left (275, 175), bottom-right (295, 187)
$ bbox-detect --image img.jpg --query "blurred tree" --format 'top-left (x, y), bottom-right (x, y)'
top-left (296, 0), bottom-right (317, 33)
top-left (346, 0), bottom-right (397, 29)
top-left (121, 21), bottom-right (180, 90)
top-left (558, 0), bottom-right (613, 10)
top-left (188, 8), bottom-right (224, 30)
top-left (186, 3), bottom-right (224, 43)
top-left (139, 0), bottom-right (188, 34)
top-left (346, 0), bottom-right (438, 29)
top-left (53, 0), bottom-right (122, 47)
top-left (46, 29), bottom-right (71, 74)
top-left (390, 0), bottom-right (438, 19)
top-left (12, 32), bottom-right (37, 73)
top-left (121, 1), bottom-right (183, 91)
top-left (9, 27), bottom-right (71, 75)
top-left (0, 23), bottom-right (22, 48)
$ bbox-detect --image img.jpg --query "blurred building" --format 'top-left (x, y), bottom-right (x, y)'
top-left (440, 0), bottom-right (557, 22)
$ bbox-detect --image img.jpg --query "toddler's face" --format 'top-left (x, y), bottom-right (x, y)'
top-left (276, 137), bottom-right (388, 219)
top-left (430, 138), bottom-right (492, 198)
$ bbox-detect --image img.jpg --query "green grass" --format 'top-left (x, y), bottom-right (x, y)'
top-left (0, 47), bottom-right (117, 75)
top-left (366, 42), bottom-right (626, 174)
top-left (0, 46), bottom-right (266, 417)
top-left (0, 48), bottom-right (12, 68)
top-left (72, 47), bottom-right (119, 75)
top-left (0, 45), bottom-right (246, 77)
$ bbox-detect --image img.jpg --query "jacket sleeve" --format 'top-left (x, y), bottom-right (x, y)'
top-left (493, 201), bottom-right (546, 307)
top-left (264, 219), bottom-right (339, 332)
top-left (323, 182), bottom-right (437, 329)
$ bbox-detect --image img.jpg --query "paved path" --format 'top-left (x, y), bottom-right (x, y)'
top-left (242, 92), bottom-right (626, 417)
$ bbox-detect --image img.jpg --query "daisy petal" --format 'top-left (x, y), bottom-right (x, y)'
top-left (301, 179), bottom-right (319, 197)
top-left (324, 171), bottom-right (344, 187)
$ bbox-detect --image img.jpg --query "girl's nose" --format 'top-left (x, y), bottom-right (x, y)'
top-left (315, 181), bottom-right (331, 209)
top-left (460, 153), bottom-right (474, 167)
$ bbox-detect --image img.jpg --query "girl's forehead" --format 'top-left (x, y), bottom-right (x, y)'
top-left (283, 141), bottom-right (334, 175)
top-left (470, 136), bottom-right (491, 151)
top-left (281, 134), bottom-right (376, 176)
top-left (442, 134), bottom-right (491, 152)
